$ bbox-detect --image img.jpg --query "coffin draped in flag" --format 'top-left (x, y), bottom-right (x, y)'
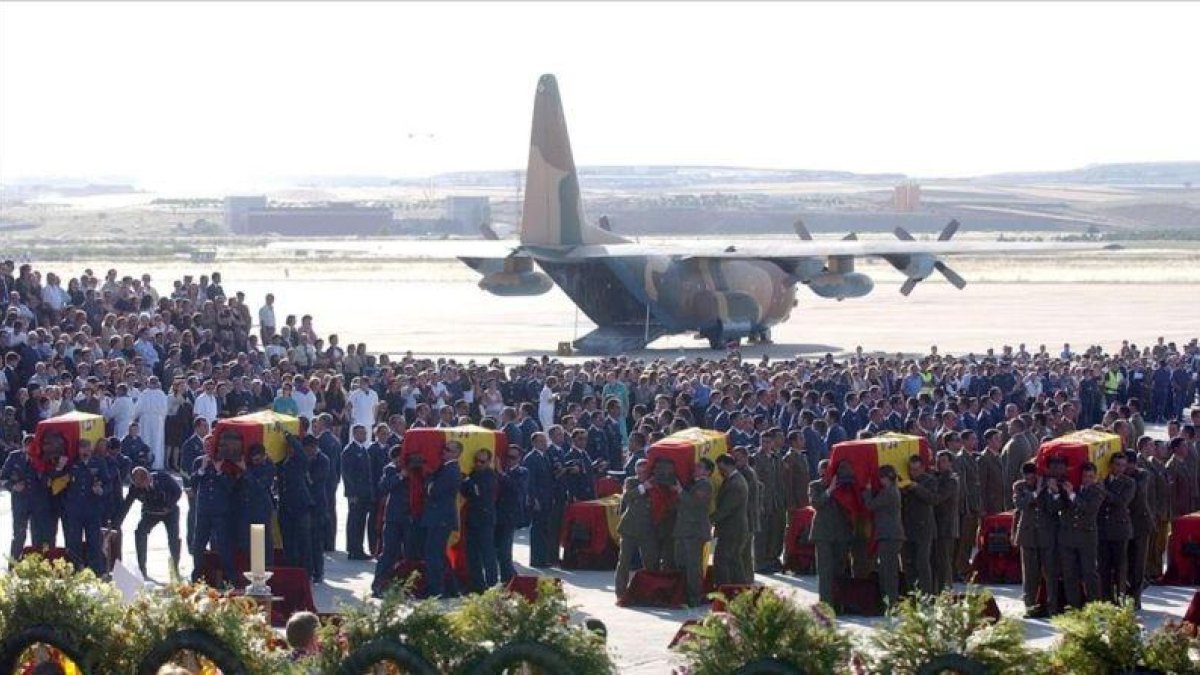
top-left (401, 425), bottom-right (505, 576)
top-left (209, 410), bottom-right (301, 472)
top-left (827, 433), bottom-right (932, 524)
top-left (1035, 429), bottom-right (1123, 486)
top-left (30, 411), bottom-right (107, 478)
top-left (645, 427), bottom-right (729, 522)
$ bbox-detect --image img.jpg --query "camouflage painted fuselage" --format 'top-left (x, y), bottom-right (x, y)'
top-left (538, 255), bottom-right (796, 339)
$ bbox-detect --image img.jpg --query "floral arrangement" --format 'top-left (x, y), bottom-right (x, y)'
top-left (0, 555), bottom-right (125, 672)
top-left (675, 589), bottom-right (851, 675)
top-left (1048, 599), bottom-right (1200, 674)
top-left (864, 589), bottom-right (1031, 675)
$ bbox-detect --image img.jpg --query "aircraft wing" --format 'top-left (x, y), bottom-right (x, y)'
top-left (531, 239), bottom-right (1118, 260)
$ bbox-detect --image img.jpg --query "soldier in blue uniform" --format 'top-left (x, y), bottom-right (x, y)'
top-left (603, 400), bottom-right (625, 468)
top-left (190, 450), bottom-right (236, 583)
top-left (496, 444), bottom-right (528, 582)
top-left (1, 435), bottom-right (40, 559)
top-left (57, 438), bottom-right (111, 576)
top-left (341, 424), bottom-right (374, 560)
top-left (238, 443), bottom-right (277, 567)
top-left (517, 403), bottom-right (541, 451)
top-left (179, 417), bottom-right (209, 551)
top-left (422, 440), bottom-right (462, 598)
top-left (314, 414), bottom-right (342, 552)
top-left (278, 433), bottom-right (313, 575)
top-left (462, 448), bottom-right (498, 592)
top-left (371, 444), bottom-right (410, 597)
top-left (366, 423), bottom-right (391, 556)
top-left (118, 466), bottom-right (182, 579)
top-left (96, 437), bottom-right (130, 529)
top-left (121, 422), bottom-right (152, 470)
top-left (305, 435), bottom-right (331, 582)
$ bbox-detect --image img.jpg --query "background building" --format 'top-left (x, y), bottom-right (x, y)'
top-left (445, 196), bottom-right (491, 235)
top-left (225, 197), bottom-right (395, 235)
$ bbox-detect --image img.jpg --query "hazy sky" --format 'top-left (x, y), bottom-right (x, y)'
top-left (1, 1), bottom-right (1197, 192)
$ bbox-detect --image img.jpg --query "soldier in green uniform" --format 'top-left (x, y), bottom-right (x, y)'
top-left (711, 454), bottom-right (749, 585)
top-left (1013, 461), bottom-right (1058, 617)
top-left (782, 430), bottom-right (811, 509)
top-left (932, 450), bottom-right (961, 593)
top-left (978, 429), bottom-right (1006, 516)
top-left (808, 459), bottom-right (850, 605)
top-left (1125, 451), bottom-right (1155, 609)
top-left (901, 454), bottom-right (939, 595)
top-left (1001, 419), bottom-right (1035, 510)
top-left (752, 428), bottom-right (787, 574)
top-left (1140, 436), bottom-right (1171, 580)
top-left (732, 446), bottom-right (762, 580)
top-left (952, 431), bottom-right (982, 578)
top-left (1098, 451), bottom-right (1134, 602)
top-left (1058, 461), bottom-right (1104, 608)
top-left (673, 458), bottom-right (714, 607)
top-left (864, 464), bottom-right (904, 604)
top-left (614, 458), bottom-right (658, 598)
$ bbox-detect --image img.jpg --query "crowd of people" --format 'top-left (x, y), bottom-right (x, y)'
top-left (1, 259), bottom-right (1199, 614)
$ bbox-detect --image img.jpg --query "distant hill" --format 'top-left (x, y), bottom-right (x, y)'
top-left (975, 162), bottom-right (1200, 186)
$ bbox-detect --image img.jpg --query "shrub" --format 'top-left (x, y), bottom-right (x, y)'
top-left (1049, 600), bottom-right (1199, 674)
top-left (864, 589), bottom-right (1031, 675)
top-left (676, 589), bottom-right (851, 675)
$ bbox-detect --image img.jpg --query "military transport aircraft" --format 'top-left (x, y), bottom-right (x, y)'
top-left (458, 74), bottom-right (1114, 354)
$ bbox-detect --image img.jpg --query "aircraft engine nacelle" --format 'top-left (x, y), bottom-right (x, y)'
top-left (806, 272), bottom-right (875, 300)
top-left (477, 270), bottom-right (554, 296)
top-left (889, 254), bottom-right (936, 281)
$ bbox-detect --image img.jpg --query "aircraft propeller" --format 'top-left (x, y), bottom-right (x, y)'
top-left (891, 219), bottom-right (968, 295)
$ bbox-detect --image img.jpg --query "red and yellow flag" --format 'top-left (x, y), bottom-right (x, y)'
top-left (401, 425), bottom-right (505, 576)
top-left (210, 410), bottom-right (301, 468)
top-left (828, 433), bottom-right (932, 520)
top-left (645, 427), bottom-right (729, 522)
top-left (1036, 429), bottom-right (1123, 486)
top-left (30, 411), bottom-right (106, 474)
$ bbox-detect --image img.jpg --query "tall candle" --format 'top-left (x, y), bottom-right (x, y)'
top-left (250, 524), bottom-right (266, 577)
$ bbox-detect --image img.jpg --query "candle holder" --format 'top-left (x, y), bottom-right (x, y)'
top-left (244, 570), bottom-right (274, 597)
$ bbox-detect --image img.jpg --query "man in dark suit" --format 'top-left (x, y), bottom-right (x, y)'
top-left (865, 465), bottom-right (904, 604)
top-left (674, 458), bottom-right (713, 607)
top-left (1058, 461), bottom-right (1103, 609)
top-left (372, 444), bottom-right (410, 597)
top-left (305, 435), bottom-right (331, 583)
top-left (278, 433), bottom-right (313, 575)
top-left (522, 432), bottom-right (555, 568)
top-left (711, 454), bottom-right (749, 585)
top-left (462, 448), bottom-right (498, 593)
top-left (809, 459), bottom-right (851, 605)
top-left (615, 458), bottom-right (657, 598)
top-left (495, 445), bottom-right (528, 583)
top-left (1098, 451), bottom-right (1135, 602)
top-left (422, 441), bottom-right (462, 598)
top-left (341, 424), bottom-right (374, 560)
top-left (902, 454), bottom-right (939, 595)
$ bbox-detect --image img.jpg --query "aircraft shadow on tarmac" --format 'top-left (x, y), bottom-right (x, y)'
top-left (480, 342), bottom-right (846, 360)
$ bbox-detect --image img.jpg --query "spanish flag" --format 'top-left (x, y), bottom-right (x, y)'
top-left (401, 425), bottom-right (505, 577)
top-left (1036, 429), bottom-right (1123, 486)
top-left (31, 411), bottom-right (107, 494)
top-left (828, 433), bottom-right (932, 520)
top-left (645, 427), bottom-right (729, 521)
top-left (210, 410), bottom-right (301, 466)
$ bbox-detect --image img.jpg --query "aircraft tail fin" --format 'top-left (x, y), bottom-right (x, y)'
top-left (520, 75), bottom-right (626, 248)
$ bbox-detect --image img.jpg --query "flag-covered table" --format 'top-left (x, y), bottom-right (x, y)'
top-left (1165, 511), bottom-right (1200, 586)
top-left (971, 511), bottom-right (1020, 583)
top-left (561, 494), bottom-right (621, 570)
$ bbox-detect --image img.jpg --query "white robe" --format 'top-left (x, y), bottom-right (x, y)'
top-left (133, 388), bottom-right (169, 469)
top-left (106, 396), bottom-right (136, 440)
